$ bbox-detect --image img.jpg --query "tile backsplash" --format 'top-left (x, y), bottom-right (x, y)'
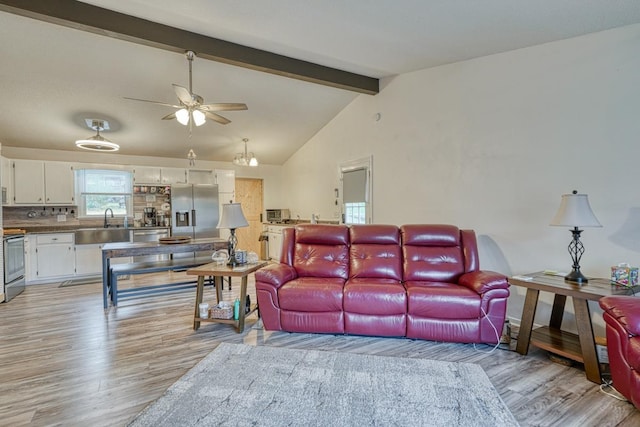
top-left (3, 184), bottom-right (173, 229)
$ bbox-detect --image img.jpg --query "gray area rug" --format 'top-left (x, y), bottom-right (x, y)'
top-left (129, 343), bottom-right (518, 427)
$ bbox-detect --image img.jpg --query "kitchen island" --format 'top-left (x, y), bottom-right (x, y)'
top-left (101, 238), bottom-right (227, 308)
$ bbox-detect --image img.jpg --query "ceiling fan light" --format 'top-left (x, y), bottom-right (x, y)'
top-left (176, 108), bottom-right (189, 125)
top-left (192, 110), bottom-right (206, 126)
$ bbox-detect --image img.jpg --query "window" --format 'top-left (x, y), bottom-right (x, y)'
top-left (341, 157), bottom-right (372, 225)
top-left (344, 202), bottom-right (367, 225)
top-left (75, 169), bottom-right (132, 217)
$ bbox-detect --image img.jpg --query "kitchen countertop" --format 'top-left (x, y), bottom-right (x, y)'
top-left (263, 220), bottom-right (339, 226)
top-left (16, 226), bottom-right (170, 234)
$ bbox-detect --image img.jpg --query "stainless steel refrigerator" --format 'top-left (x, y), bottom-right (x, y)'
top-left (171, 184), bottom-right (219, 258)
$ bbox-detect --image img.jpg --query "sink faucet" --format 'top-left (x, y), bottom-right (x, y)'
top-left (104, 208), bottom-right (114, 228)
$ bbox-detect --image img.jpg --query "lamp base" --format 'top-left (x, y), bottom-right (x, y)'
top-left (564, 269), bottom-right (588, 284)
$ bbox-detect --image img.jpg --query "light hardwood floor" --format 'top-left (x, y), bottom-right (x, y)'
top-left (0, 272), bottom-right (638, 427)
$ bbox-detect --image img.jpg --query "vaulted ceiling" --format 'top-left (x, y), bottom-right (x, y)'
top-left (1, 0), bottom-right (639, 165)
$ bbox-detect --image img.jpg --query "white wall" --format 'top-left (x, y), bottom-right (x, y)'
top-left (281, 24), bottom-right (640, 333)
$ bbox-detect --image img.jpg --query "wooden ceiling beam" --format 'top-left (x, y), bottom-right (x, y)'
top-left (0, 0), bottom-right (379, 95)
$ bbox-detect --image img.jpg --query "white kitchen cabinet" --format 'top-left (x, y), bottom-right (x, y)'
top-left (34, 233), bottom-right (75, 280)
top-left (133, 166), bottom-right (161, 184)
top-left (74, 244), bottom-right (103, 276)
top-left (214, 169), bottom-right (235, 193)
top-left (12, 160), bottom-right (74, 205)
top-left (160, 167), bottom-right (187, 184)
top-left (187, 169), bottom-right (215, 185)
top-left (44, 161), bottom-right (74, 204)
top-left (25, 235), bottom-right (35, 282)
top-left (266, 225), bottom-right (290, 261)
top-left (2, 156), bottom-right (13, 205)
top-left (13, 159), bottom-right (44, 204)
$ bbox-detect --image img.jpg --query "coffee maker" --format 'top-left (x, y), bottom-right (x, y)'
top-left (143, 207), bottom-right (157, 226)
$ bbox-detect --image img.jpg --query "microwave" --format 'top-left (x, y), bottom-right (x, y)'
top-left (266, 209), bottom-right (290, 223)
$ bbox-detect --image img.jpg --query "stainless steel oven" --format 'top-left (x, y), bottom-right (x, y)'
top-left (4, 234), bottom-right (25, 301)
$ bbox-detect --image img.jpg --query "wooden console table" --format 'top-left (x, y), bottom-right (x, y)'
top-left (509, 272), bottom-right (639, 384)
top-left (187, 261), bottom-right (268, 333)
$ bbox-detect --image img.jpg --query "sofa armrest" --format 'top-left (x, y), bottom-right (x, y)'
top-left (255, 263), bottom-right (298, 289)
top-left (458, 271), bottom-right (509, 294)
top-left (600, 296), bottom-right (640, 336)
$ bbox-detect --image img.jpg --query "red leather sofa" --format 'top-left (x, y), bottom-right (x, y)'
top-left (256, 224), bottom-right (510, 344)
top-left (599, 296), bottom-right (640, 408)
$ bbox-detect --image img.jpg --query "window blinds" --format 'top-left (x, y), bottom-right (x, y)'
top-left (342, 168), bottom-right (367, 203)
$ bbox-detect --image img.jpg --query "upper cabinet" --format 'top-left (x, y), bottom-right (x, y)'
top-left (133, 166), bottom-right (161, 184)
top-left (214, 169), bottom-right (235, 193)
top-left (44, 162), bottom-right (75, 204)
top-left (160, 167), bottom-right (187, 184)
top-left (2, 156), bottom-right (13, 205)
top-left (13, 160), bottom-right (74, 205)
top-left (187, 169), bottom-right (215, 185)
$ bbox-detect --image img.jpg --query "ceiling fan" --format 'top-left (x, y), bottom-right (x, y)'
top-left (124, 50), bottom-right (247, 130)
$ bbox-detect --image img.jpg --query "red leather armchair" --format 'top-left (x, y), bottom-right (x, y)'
top-left (599, 296), bottom-right (640, 408)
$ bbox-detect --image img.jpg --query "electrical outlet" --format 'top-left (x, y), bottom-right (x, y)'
top-left (596, 344), bottom-right (609, 364)
top-left (57, 214), bottom-right (67, 222)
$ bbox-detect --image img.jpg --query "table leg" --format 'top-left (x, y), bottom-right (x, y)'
top-left (237, 276), bottom-right (248, 333)
top-left (516, 288), bottom-right (540, 355)
top-left (573, 298), bottom-right (602, 384)
top-left (193, 275), bottom-right (205, 330)
top-left (215, 276), bottom-right (223, 303)
top-left (549, 294), bottom-right (567, 329)
top-left (101, 254), bottom-right (110, 309)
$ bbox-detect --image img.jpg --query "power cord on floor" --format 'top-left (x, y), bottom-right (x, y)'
top-left (472, 307), bottom-right (502, 354)
top-left (599, 378), bottom-right (629, 402)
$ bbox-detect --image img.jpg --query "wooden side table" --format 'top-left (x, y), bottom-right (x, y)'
top-left (187, 261), bottom-right (267, 333)
top-left (509, 272), bottom-right (639, 384)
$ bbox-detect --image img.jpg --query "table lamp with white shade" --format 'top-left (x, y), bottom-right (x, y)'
top-left (550, 190), bottom-right (602, 284)
top-left (217, 203), bottom-right (249, 266)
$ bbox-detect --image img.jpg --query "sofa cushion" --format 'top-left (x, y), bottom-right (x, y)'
top-left (405, 281), bottom-right (480, 319)
top-left (350, 224), bottom-right (402, 281)
top-left (293, 224), bottom-right (349, 279)
top-left (344, 278), bottom-right (406, 315)
top-left (402, 225), bottom-right (465, 282)
top-left (278, 277), bottom-right (344, 312)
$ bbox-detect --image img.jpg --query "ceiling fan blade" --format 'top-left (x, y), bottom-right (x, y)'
top-left (123, 97), bottom-right (180, 108)
top-left (161, 112), bottom-right (176, 121)
top-left (200, 103), bottom-right (248, 112)
top-left (203, 111), bottom-right (231, 125)
top-left (173, 84), bottom-right (194, 106)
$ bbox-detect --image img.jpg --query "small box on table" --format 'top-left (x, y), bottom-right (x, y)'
top-left (611, 265), bottom-right (638, 287)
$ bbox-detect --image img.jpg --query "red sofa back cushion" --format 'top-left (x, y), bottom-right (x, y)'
top-left (293, 224), bottom-right (350, 279)
top-left (349, 224), bottom-right (402, 280)
top-left (401, 224), bottom-right (478, 282)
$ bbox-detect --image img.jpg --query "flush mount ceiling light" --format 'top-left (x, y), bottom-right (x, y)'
top-left (233, 138), bottom-right (258, 167)
top-left (75, 119), bottom-right (119, 152)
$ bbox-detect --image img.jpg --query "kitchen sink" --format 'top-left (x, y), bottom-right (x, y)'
top-left (74, 228), bottom-right (131, 245)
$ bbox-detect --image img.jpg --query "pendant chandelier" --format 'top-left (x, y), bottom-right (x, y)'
top-left (187, 149), bottom-right (197, 166)
top-left (233, 138), bottom-right (258, 167)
